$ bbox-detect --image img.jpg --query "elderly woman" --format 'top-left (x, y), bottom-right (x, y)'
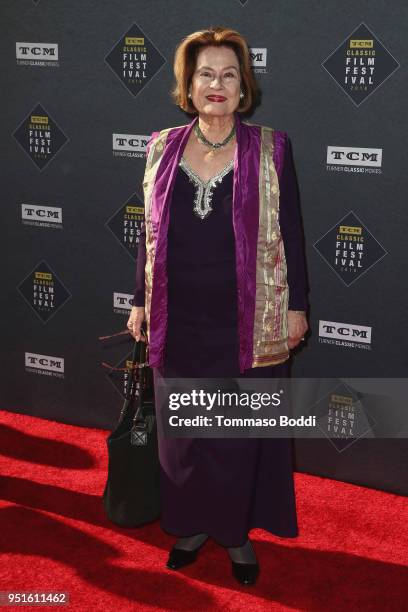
top-left (127, 27), bottom-right (308, 586)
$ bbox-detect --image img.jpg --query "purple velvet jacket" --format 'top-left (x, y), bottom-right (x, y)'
top-left (133, 112), bottom-right (308, 373)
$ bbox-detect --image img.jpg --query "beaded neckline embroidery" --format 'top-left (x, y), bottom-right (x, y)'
top-left (179, 156), bottom-right (234, 220)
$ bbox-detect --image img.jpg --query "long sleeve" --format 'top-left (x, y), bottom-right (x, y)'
top-left (278, 135), bottom-right (309, 310)
top-left (130, 131), bottom-right (161, 308)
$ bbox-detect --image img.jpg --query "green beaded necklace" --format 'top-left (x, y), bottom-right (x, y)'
top-left (194, 122), bottom-right (236, 150)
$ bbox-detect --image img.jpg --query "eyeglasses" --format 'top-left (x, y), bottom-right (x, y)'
top-left (98, 328), bottom-right (149, 372)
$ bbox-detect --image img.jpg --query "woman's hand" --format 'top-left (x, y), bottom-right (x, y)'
top-left (287, 310), bottom-right (308, 350)
top-left (127, 306), bottom-right (146, 342)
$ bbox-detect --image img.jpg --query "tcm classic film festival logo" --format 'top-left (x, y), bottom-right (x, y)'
top-left (106, 193), bottom-right (145, 314)
top-left (106, 193), bottom-right (144, 258)
top-left (12, 103), bottom-right (68, 171)
top-left (105, 24), bottom-right (165, 97)
top-left (308, 381), bottom-right (376, 452)
top-left (314, 211), bottom-right (387, 287)
top-left (322, 22), bottom-right (399, 106)
top-left (17, 260), bottom-right (71, 323)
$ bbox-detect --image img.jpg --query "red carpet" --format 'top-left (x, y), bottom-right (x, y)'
top-left (0, 408), bottom-right (407, 611)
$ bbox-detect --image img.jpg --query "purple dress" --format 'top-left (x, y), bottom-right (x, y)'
top-left (133, 136), bottom-right (308, 547)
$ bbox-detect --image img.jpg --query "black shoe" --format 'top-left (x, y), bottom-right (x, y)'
top-left (231, 560), bottom-right (260, 585)
top-left (166, 538), bottom-right (208, 570)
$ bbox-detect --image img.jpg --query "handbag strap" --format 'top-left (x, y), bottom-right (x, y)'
top-left (124, 327), bottom-right (148, 400)
top-left (124, 337), bottom-right (141, 405)
top-left (135, 333), bottom-right (148, 418)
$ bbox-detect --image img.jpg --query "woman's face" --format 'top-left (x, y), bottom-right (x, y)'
top-left (190, 45), bottom-right (241, 117)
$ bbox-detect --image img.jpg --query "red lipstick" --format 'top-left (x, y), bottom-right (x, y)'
top-left (206, 95), bottom-right (227, 102)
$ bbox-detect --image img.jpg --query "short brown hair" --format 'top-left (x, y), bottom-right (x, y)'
top-left (172, 27), bottom-right (259, 114)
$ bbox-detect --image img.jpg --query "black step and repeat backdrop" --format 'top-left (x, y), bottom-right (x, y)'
top-left (2, 1), bottom-right (407, 494)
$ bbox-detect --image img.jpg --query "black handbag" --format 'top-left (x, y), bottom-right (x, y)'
top-left (102, 330), bottom-right (161, 527)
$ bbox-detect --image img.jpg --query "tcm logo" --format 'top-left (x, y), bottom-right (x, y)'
top-left (249, 47), bottom-right (267, 67)
top-left (113, 134), bottom-right (150, 152)
top-left (114, 292), bottom-right (133, 310)
top-left (16, 42), bottom-right (59, 61)
top-left (21, 204), bottom-right (62, 224)
top-left (319, 320), bottom-right (372, 344)
top-left (330, 394), bottom-right (354, 406)
top-left (25, 352), bottom-right (64, 373)
top-left (327, 146), bottom-right (382, 167)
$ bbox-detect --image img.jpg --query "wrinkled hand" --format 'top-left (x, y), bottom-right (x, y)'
top-left (127, 306), bottom-right (146, 342)
top-left (288, 310), bottom-right (308, 350)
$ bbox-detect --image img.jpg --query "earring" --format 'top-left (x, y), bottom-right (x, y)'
top-left (240, 90), bottom-right (244, 99)
top-left (188, 92), bottom-right (192, 99)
